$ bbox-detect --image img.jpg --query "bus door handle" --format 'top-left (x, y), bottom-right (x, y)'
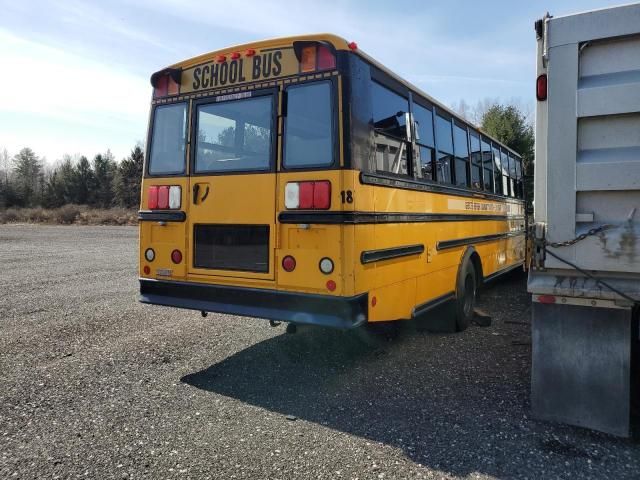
top-left (193, 184), bottom-right (210, 205)
top-left (193, 184), bottom-right (199, 204)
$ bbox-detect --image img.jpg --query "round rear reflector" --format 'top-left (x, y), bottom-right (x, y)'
top-left (145, 248), bottom-right (155, 262)
top-left (319, 257), bottom-right (334, 274)
top-left (171, 249), bottom-right (182, 264)
top-left (143, 265), bottom-right (150, 275)
top-left (326, 280), bottom-right (336, 292)
top-left (282, 255), bottom-right (296, 272)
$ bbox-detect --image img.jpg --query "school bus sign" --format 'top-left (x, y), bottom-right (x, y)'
top-left (181, 48), bottom-right (299, 93)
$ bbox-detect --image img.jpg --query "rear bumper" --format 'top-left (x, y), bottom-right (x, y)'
top-left (139, 278), bottom-right (368, 329)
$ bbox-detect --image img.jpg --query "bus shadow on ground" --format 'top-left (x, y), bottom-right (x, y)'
top-left (180, 276), bottom-right (622, 478)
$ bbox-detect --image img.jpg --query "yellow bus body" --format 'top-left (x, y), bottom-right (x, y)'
top-left (139, 34), bottom-right (525, 329)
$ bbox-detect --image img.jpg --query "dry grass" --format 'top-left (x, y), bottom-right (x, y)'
top-left (0, 206), bottom-right (137, 225)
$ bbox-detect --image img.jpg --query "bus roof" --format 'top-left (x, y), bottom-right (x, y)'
top-left (162, 33), bottom-right (523, 159)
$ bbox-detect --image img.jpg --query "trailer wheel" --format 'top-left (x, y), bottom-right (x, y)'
top-left (455, 258), bottom-right (477, 331)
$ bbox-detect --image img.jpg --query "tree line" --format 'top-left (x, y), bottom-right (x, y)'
top-left (0, 146), bottom-right (144, 209)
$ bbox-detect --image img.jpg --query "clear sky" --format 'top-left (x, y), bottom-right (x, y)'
top-left (0, 0), bottom-right (627, 163)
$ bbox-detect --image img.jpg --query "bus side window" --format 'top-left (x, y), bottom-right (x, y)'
top-left (481, 137), bottom-right (494, 192)
top-left (492, 144), bottom-right (503, 195)
top-left (435, 112), bottom-right (454, 184)
top-left (371, 81), bottom-right (410, 176)
top-left (453, 122), bottom-right (470, 188)
top-left (501, 150), bottom-right (511, 197)
top-left (516, 158), bottom-right (523, 198)
top-left (508, 154), bottom-right (517, 198)
top-left (412, 102), bottom-right (435, 180)
top-left (469, 131), bottom-right (482, 190)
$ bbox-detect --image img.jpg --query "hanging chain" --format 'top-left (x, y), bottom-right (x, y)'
top-left (545, 224), bottom-right (613, 248)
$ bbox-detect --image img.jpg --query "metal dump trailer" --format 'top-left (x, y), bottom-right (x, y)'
top-left (530, 4), bottom-right (640, 436)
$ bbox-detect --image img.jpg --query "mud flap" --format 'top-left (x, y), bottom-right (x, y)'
top-left (532, 302), bottom-right (634, 437)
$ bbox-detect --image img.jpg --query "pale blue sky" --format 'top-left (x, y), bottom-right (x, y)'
top-left (0, 0), bottom-right (627, 163)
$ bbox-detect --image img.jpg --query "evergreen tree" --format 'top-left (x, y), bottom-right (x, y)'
top-left (12, 148), bottom-right (42, 207)
top-left (115, 145), bottom-right (144, 208)
top-left (74, 156), bottom-right (95, 205)
top-left (92, 150), bottom-right (117, 207)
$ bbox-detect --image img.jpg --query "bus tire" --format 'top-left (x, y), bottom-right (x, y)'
top-left (455, 254), bottom-right (477, 332)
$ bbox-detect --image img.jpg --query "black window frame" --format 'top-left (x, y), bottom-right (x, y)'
top-left (434, 109), bottom-right (455, 185)
top-left (360, 64), bottom-right (523, 200)
top-left (411, 98), bottom-right (436, 182)
top-left (189, 87), bottom-right (278, 177)
top-left (480, 136), bottom-right (494, 193)
top-left (282, 79), bottom-right (338, 171)
top-left (491, 143), bottom-right (503, 195)
top-left (370, 79), bottom-right (412, 178)
top-left (452, 119), bottom-right (470, 188)
top-left (468, 129), bottom-right (483, 190)
top-left (145, 101), bottom-right (189, 178)
top-left (500, 149), bottom-right (511, 197)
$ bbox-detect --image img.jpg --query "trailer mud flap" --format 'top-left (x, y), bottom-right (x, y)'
top-left (531, 302), bottom-right (634, 437)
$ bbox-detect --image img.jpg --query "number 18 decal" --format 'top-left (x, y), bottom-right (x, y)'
top-left (340, 190), bottom-right (353, 204)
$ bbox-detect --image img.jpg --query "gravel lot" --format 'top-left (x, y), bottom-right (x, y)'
top-left (1, 224), bottom-right (638, 479)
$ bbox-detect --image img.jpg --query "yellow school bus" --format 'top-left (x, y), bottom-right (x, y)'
top-left (139, 34), bottom-right (525, 331)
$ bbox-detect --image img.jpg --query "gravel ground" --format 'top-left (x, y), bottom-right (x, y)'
top-left (1, 224), bottom-right (639, 480)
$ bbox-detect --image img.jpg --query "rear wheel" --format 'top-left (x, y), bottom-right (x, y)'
top-left (455, 260), bottom-right (477, 331)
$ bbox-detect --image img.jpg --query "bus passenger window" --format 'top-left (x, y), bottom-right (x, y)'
top-left (515, 158), bottom-right (523, 198)
top-left (501, 150), bottom-right (511, 196)
top-left (453, 122), bottom-right (469, 187)
top-left (371, 81), bottom-right (410, 176)
top-left (492, 145), bottom-right (503, 195)
top-left (412, 102), bottom-right (435, 180)
top-left (435, 113), bottom-right (453, 184)
top-left (481, 138), bottom-right (494, 192)
top-left (284, 82), bottom-right (334, 168)
top-left (508, 154), bottom-right (517, 198)
top-left (469, 131), bottom-right (482, 190)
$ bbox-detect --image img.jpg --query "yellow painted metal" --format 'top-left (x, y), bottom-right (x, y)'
top-left (140, 164), bottom-right (525, 322)
top-left (187, 174), bottom-right (277, 280)
top-left (141, 36), bottom-right (527, 323)
top-left (139, 176), bottom-right (189, 279)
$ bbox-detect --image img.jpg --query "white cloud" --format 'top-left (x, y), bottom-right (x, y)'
top-left (0, 29), bottom-right (150, 161)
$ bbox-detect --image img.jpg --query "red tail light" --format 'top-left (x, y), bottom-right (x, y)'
top-left (153, 74), bottom-right (179, 98)
top-left (285, 181), bottom-right (331, 210)
top-left (299, 182), bottom-right (314, 209)
top-left (282, 255), bottom-right (296, 272)
top-left (158, 186), bottom-right (170, 209)
top-left (536, 74), bottom-right (548, 101)
top-left (171, 249), bottom-right (182, 264)
top-left (148, 186), bottom-right (159, 209)
top-left (537, 294), bottom-right (556, 304)
top-left (148, 185), bottom-right (181, 210)
top-left (317, 45), bottom-right (336, 70)
top-left (312, 181), bottom-right (331, 209)
top-left (295, 42), bottom-right (336, 73)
